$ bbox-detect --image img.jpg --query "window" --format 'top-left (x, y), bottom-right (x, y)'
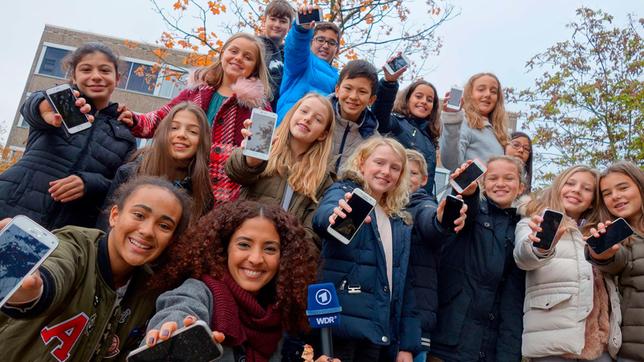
top-left (118, 61), bottom-right (159, 95)
top-left (157, 70), bottom-right (187, 99)
top-left (38, 47), bottom-right (70, 78)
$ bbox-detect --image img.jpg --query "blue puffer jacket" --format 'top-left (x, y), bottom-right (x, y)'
top-left (276, 25), bottom-right (338, 122)
top-left (430, 192), bottom-right (525, 362)
top-left (406, 189), bottom-right (447, 351)
top-left (0, 91), bottom-right (136, 230)
top-left (313, 179), bottom-right (421, 354)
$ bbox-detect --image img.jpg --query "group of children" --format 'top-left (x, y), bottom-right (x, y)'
top-left (0, 1), bottom-right (641, 362)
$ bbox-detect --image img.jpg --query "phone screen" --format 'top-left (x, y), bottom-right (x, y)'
top-left (441, 196), bottom-right (463, 229)
top-left (453, 162), bottom-right (484, 191)
top-left (448, 88), bottom-right (463, 107)
top-left (47, 88), bottom-right (89, 129)
top-left (388, 56), bottom-right (408, 72)
top-left (245, 111), bottom-right (278, 157)
top-left (127, 324), bottom-right (222, 362)
top-left (535, 210), bottom-right (564, 250)
top-left (330, 194), bottom-right (373, 241)
top-left (587, 218), bottom-right (634, 254)
top-left (0, 224), bottom-right (52, 303)
top-left (298, 9), bottom-right (321, 24)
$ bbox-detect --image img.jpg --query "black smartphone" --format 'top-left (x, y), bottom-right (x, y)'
top-left (440, 195), bottom-right (463, 230)
top-left (586, 218), bottom-right (634, 254)
top-left (45, 84), bottom-right (92, 133)
top-left (384, 54), bottom-right (409, 74)
top-left (126, 321), bottom-right (223, 362)
top-left (534, 209), bottom-right (564, 251)
top-left (450, 159), bottom-right (486, 193)
top-left (296, 8), bottom-right (321, 25)
top-left (327, 188), bottom-right (376, 245)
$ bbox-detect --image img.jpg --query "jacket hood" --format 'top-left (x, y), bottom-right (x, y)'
top-left (187, 70), bottom-right (268, 109)
top-left (329, 93), bottom-right (379, 138)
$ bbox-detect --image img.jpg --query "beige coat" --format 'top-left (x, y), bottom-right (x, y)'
top-left (513, 217), bottom-right (622, 358)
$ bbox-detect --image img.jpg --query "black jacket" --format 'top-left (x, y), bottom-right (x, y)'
top-left (0, 91), bottom-right (136, 230)
top-left (431, 192), bottom-right (525, 362)
top-left (260, 36), bottom-right (285, 111)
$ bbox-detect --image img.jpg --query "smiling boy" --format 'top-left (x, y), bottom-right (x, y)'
top-left (260, 0), bottom-right (294, 110)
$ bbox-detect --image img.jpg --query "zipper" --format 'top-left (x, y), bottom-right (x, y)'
top-left (89, 297), bottom-right (119, 360)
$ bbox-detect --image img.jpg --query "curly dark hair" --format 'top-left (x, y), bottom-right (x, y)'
top-left (148, 200), bottom-right (317, 334)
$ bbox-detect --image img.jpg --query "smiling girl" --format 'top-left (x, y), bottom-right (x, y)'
top-left (505, 131), bottom-right (533, 193)
top-left (226, 93), bottom-right (335, 248)
top-left (314, 136), bottom-right (419, 362)
top-left (0, 43), bottom-right (136, 230)
top-left (125, 33), bottom-right (272, 203)
top-left (514, 165), bottom-right (622, 361)
top-left (0, 177), bottom-right (192, 361)
top-left (439, 73), bottom-right (509, 171)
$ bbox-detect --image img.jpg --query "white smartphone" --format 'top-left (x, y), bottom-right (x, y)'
top-left (127, 320), bottom-right (223, 362)
top-left (0, 215), bottom-right (59, 308)
top-left (446, 86), bottom-right (464, 111)
top-left (384, 54), bottom-right (410, 74)
top-left (45, 84), bottom-right (92, 134)
top-left (449, 159), bottom-right (487, 194)
top-left (296, 8), bottom-right (322, 25)
top-left (243, 108), bottom-right (278, 161)
top-left (327, 188), bottom-right (377, 245)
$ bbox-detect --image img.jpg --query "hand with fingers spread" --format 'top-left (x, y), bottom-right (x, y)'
top-left (436, 196), bottom-right (468, 233)
top-left (328, 192), bottom-right (372, 226)
top-left (145, 315), bottom-right (225, 347)
top-left (450, 160), bottom-right (480, 196)
top-left (586, 220), bottom-right (621, 260)
top-left (48, 175), bottom-right (85, 203)
top-left (40, 90), bottom-right (94, 127)
top-left (240, 119), bottom-right (263, 168)
top-left (383, 53), bottom-right (408, 82)
top-left (527, 214), bottom-right (565, 254)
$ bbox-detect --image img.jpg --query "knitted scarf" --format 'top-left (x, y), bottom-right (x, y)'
top-left (201, 274), bottom-right (282, 362)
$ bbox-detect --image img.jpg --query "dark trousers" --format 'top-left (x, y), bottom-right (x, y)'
top-left (333, 336), bottom-right (394, 362)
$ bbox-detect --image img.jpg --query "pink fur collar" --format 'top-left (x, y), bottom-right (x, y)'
top-left (187, 69), bottom-right (267, 109)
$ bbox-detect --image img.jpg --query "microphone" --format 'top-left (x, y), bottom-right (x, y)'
top-left (306, 282), bottom-right (342, 357)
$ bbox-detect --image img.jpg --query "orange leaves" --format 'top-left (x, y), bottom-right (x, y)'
top-left (208, 0), bottom-right (226, 15)
top-left (152, 48), bottom-right (168, 59)
top-left (160, 32), bottom-right (175, 49)
top-left (173, 0), bottom-right (188, 10)
top-left (123, 40), bottom-right (138, 49)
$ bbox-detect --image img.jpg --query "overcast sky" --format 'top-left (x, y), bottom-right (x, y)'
top-left (0, 0), bottom-right (640, 144)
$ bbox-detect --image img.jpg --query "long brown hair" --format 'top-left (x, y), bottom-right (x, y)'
top-left (138, 102), bottom-right (212, 218)
top-left (148, 201), bottom-right (316, 333)
top-left (393, 79), bottom-right (442, 147)
top-left (598, 161), bottom-right (644, 235)
top-left (525, 165), bottom-right (600, 234)
top-left (264, 93), bottom-right (335, 202)
top-left (462, 72), bottom-right (509, 147)
top-left (192, 33), bottom-right (272, 99)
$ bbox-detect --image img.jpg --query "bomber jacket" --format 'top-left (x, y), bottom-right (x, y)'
top-left (313, 179), bottom-right (421, 354)
top-left (0, 92), bottom-right (135, 230)
top-left (225, 148), bottom-right (334, 249)
top-left (431, 192), bottom-right (525, 362)
top-left (588, 231), bottom-right (644, 360)
top-left (0, 227), bottom-right (159, 361)
top-left (260, 36), bottom-right (285, 111)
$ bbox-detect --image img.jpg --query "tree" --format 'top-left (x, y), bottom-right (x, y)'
top-left (509, 7), bottom-right (643, 182)
top-left (149, 0), bottom-right (457, 78)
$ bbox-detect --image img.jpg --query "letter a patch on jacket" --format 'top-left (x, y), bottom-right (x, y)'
top-left (41, 313), bottom-right (90, 362)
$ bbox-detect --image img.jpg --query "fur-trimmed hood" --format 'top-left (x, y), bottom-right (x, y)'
top-left (187, 69), bottom-right (268, 109)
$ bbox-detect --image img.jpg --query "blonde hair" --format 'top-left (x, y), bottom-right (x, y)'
top-left (463, 72), bottom-right (509, 147)
top-left (406, 149), bottom-right (428, 177)
top-left (340, 136), bottom-right (411, 222)
top-left (481, 155), bottom-right (526, 200)
top-left (598, 161), bottom-right (644, 236)
top-left (264, 93), bottom-right (335, 202)
top-left (192, 33), bottom-right (272, 99)
top-left (525, 165), bottom-right (600, 233)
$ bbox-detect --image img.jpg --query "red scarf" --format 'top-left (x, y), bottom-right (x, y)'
top-left (201, 274), bottom-right (282, 362)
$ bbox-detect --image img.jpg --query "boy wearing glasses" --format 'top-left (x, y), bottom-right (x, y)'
top-left (276, 4), bottom-right (341, 122)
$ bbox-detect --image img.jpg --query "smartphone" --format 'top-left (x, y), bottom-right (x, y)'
top-left (384, 54), bottom-right (410, 74)
top-left (0, 215), bottom-right (59, 308)
top-left (586, 218), bottom-right (634, 254)
top-left (45, 84), bottom-right (92, 134)
top-left (449, 159), bottom-right (486, 194)
top-left (127, 320), bottom-right (223, 362)
top-left (440, 195), bottom-right (463, 230)
top-left (243, 108), bottom-right (278, 161)
top-left (327, 188), bottom-right (376, 245)
top-left (296, 8), bottom-right (321, 25)
top-left (534, 209), bottom-right (564, 251)
top-left (446, 86), bottom-right (463, 111)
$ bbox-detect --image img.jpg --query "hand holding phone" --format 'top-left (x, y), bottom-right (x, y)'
top-left (383, 53), bottom-right (409, 81)
top-left (296, 5), bottom-right (322, 27)
top-left (450, 159), bottom-right (486, 194)
top-left (44, 84), bottom-right (93, 133)
top-left (444, 86), bottom-right (463, 112)
top-left (0, 215), bottom-right (58, 308)
top-left (530, 209), bottom-right (564, 252)
top-left (243, 109), bottom-right (278, 161)
top-left (439, 195), bottom-right (466, 232)
top-left (327, 189), bottom-right (376, 245)
top-left (586, 218), bottom-right (634, 255)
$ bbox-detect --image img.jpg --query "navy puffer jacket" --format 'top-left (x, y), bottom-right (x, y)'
top-left (0, 91), bottom-right (136, 229)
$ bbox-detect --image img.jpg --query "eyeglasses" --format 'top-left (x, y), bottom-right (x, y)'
top-left (510, 140), bottom-right (531, 153)
top-left (313, 36), bottom-right (339, 48)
